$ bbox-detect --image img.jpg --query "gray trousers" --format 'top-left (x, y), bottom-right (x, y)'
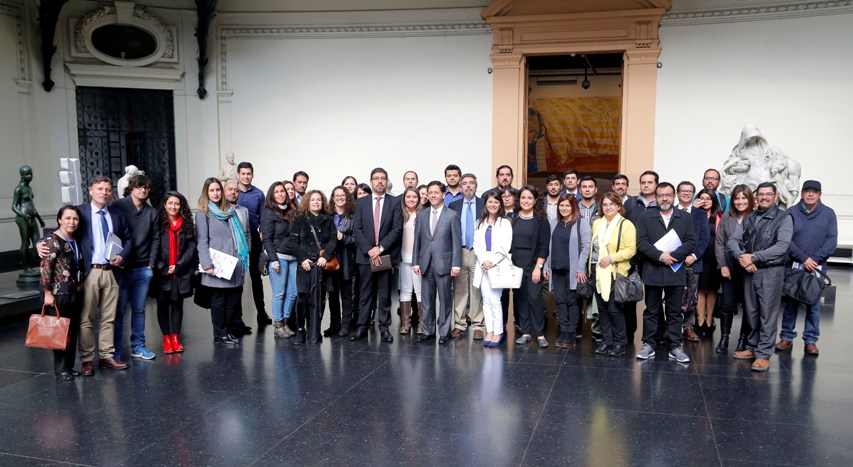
top-left (743, 266), bottom-right (785, 359)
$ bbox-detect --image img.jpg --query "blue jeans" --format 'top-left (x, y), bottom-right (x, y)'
top-left (115, 266), bottom-right (153, 355)
top-left (269, 259), bottom-right (298, 322)
top-left (780, 297), bottom-right (820, 344)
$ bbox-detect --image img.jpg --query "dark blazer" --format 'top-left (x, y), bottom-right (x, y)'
top-left (635, 208), bottom-right (698, 287)
top-left (290, 213), bottom-right (338, 293)
top-left (688, 208), bottom-right (710, 274)
top-left (75, 202), bottom-right (133, 279)
top-left (260, 208), bottom-right (294, 261)
top-left (353, 193), bottom-right (403, 265)
top-left (153, 225), bottom-right (198, 298)
top-left (412, 207), bottom-right (462, 275)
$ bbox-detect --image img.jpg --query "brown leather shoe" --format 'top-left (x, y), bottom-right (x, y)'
top-left (80, 361), bottom-right (94, 376)
top-left (473, 330), bottom-right (484, 340)
top-left (450, 328), bottom-right (466, 338)
top-left (775, 340), bottom-right (793, 351)
top-left (683, 326), bottom-right (700, 342)
top-left (99, 357), bottom-right (129, 370)
top-left (751, 358), bottom-right (770, 372)
top-left (733, 349), bottom-right (755, 360)
top-left (805, 343), bottom-right (820, 355)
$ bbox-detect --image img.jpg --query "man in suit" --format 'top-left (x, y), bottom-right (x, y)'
top-left (448, 173), bottom-right (485, 339)
top-left (414, 181), bottom-right (461, 344)
top-left (351, 167), bottom-right (403, 343)
top-left (635, 182), bottom-right (697, 363)
top-left (77, 177), bottom-right (134, 374)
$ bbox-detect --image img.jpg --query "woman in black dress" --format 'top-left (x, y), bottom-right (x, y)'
top-left (511, 185), bottom-right (551, 348)
top-left (696, 188), bottom-right (722, 336)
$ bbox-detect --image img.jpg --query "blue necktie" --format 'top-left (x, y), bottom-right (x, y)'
top-left (485, 225), bottom-right (492, 251)
top-left (465, 201), bottom-right (474, 248)
top-left (97, 210), bottom-right (109, 242)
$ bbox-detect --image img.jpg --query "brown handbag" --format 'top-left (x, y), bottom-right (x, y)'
top-left (25, 303), bottom-right (70, 350)
top-left (309, 223), bottom-right (340, 271)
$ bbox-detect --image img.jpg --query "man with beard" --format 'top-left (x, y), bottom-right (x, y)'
top-left (224, 179), bottom-right (253, 336)
top-left (544, 174), bottom-right (562, 221)
top-left (449, 173), bottom-right (485, 339)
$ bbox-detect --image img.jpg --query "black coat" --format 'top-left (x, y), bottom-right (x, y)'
top-left (260, 208), bottom-right (294, 260)
top-left (290, 213), bottom-right (338, 293)
top-left (635, 208), bottom-right (697, 287)
top-left (334, 213), bottom-right (357, 280)
top-left (353, 194), bottom-right (403, 264)
top-left (153, 225), bottom-right (198, 298)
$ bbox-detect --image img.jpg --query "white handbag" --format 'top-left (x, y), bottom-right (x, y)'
top-left (487, 251), bottom-right (523, 289)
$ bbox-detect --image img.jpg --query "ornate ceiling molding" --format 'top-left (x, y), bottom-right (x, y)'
top-left (661, 1), bottom-right (853, 26)
top-left (217, 21), bottom-right (490, 91)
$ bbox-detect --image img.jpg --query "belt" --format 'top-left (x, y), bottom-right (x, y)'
top-left (91, 264), bottom-right (113, 270)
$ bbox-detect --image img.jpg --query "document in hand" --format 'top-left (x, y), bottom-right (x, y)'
top-left (203, 248), bottom-right (238, 280)
top-left (653, 229), bottom-right (684, 272)
top-left (106, 232), bottom-right (123, 261)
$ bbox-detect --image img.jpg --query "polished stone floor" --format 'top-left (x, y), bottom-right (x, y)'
top-left (1, 267), bottom-right (852, 466)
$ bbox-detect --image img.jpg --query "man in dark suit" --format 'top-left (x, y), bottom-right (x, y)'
top-left (350, 167), bottom-right (403, 343)
top-left (448, 173), bottom-right (485, 339)
top-left (634, 182), bottom-right (697, 363)
top-left (77, 177), bottom-right (134, 374)
top-left (414, 181), bottom-right (461, 344)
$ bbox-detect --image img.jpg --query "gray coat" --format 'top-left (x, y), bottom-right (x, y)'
top-left (545, 218), bottom-right (591, 291)
top-left (195, 210), bottom-right (248, 288)
top-left (715, 211), bottom-right (740, 271)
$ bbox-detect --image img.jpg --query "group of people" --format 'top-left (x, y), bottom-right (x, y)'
top-left (37, 160), bottom-right (837, 381)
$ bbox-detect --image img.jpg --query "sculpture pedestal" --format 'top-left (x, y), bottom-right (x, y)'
top-left (16, 268), bottom-right (40, 289)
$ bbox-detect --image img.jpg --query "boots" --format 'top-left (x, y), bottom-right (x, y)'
top-left (399, 301), bottom-right (413, 334)
top-left (735, 335), bottom-right (748, 352)
top-left (715, 314), bottom-right (731, 354)
top-left (416, 301), bottom-right (427, 335)
top-left (274, 320), bottom-right (288, 338)
top-left (171, 334), bottom-right (184, 353)
top-left (163, 335), bottom-right (175, 354)
top-left (293, 329), bottom-right (306, 345)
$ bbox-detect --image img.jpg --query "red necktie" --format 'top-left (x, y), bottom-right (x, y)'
top-left (374, 196), bottom-right (381, 244)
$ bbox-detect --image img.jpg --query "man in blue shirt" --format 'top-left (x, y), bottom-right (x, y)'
top-left (448, 173), bottom-right (485, 339)
top-left (443, 164), bottom-right (463, 206)
top-left (236, 161), bottom-right (270, 326)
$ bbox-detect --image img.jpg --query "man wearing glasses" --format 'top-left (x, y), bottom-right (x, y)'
top-left (696, 168), bottom-right (728, 212)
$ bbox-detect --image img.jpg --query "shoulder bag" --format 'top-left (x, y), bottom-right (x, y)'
top-left (612, 220), bottom-right (644, 303)
top-left (783, 267), bottom-right (830, 306)
top-left (309, 223), bottom-right (340, 272)
top-left (487, 251), bottom-right (524, 289)
top-left (25, 303), bottom-right (70, 350)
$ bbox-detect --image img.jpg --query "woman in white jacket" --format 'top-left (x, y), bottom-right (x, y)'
top-left (473, 192), bottom-right (514, 347)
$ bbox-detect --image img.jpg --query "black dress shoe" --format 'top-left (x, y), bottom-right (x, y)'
top-left (214, 336), bottom-right (238, 345)
top-left (258, 313), bottom-right (272, 326)
top-left (338, 328), bottom-right (350, 337)
top-left (608, 345), bottom-right (626, 356)
top-left (416, 334), bottom-right (435, 343)
top-left (381, 330), bottom-right (394, 343)
top-left (69, 369), bottom-right (82, 377)
top-left (439, 335), bottom-right (451, 345)
top-left (594, 343), bottom-right (611, 354)
top-left (227, 333), bottom-right (239, 341)
top-left (293, 329), bottom-right (306, 345)
top-left (350, 328), bottom-right (368, 341)
top-left (55, 371), bottom-right (74, 382)
top-left (323, 327), bottom-right (340, 338)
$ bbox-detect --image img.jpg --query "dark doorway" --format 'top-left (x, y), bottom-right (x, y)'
top-left (76, 87), bottom-right (176, 206)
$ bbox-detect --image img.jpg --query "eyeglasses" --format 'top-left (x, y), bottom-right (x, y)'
top-left (371, 176), bottom-right (387, 181)
top-left (756, 192), bottom-right (775, 198)
top-left (656, 193), bottom-right (674, 198)
top-left (704, 176), bottom-right (720, 181)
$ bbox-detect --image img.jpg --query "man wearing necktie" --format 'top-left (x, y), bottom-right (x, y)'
top-left (414, 181), bottom-right (461, 344)
top-left (350, 168), bottom-right (403, 343)
top-left (448, 173), bottom-right (485, 339)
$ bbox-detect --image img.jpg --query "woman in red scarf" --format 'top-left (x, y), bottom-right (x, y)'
top-left (153, 191), bottom-right (197, 353)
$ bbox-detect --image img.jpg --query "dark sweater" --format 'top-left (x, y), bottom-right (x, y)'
top-left (237, 185), bottom-right (265, 232)
top-left (550, 221), bottom-right (575, 270)
top-left (788, 202), bottom-right (838, 266)
top-left (112, 197), bottom-right (159, 268)
top-left (511, 216), bottom-right (550, 272)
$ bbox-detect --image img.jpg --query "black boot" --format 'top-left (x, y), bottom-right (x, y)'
top-left (735, 334), bottom-right (748, 352)
top-left (715, 314), bottom-right (730, 354)
top-left (293, 329), bottom-right (306, 345)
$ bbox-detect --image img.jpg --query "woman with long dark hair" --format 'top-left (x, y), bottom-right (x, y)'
top-left (399, 187), bottom-right (423, 334)
top-left (715, 184), bottom-right (754, 353)
top-left (196, 177), bottom-right (250, 345)
top-left (473, 191), bottom-right (513, 347)
top-left (40, 205), bottom-right (84, 381)
top-left (289, 190), bottom-right (337, 344)
top-left (327, 186), bottom-right (357, 337)
top-left (153, 192), bottom-right (197, 353)
top-left (544, 194), bottom-right (591, 349)
top-left (696, 188), bottom-right (723, 336)
top-left (341, 176), bottom-right (358, 196)
top-left (261, 181), bottom-right (298, 339)
top-left (512, 185), bottom-right (551, 347)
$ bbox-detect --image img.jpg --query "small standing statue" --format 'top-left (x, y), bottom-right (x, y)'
top-left (219, 152), bottom-right (237, 182)
top-left (117, 165), bottom-right (144, 199)
top-left (12, 165), bottom-right (45, 286)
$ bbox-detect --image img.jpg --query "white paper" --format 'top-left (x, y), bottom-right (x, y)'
top-left (201, 248), bottom-right (238, 280)
top-left (654, 230), bottom-right (684, 272)
top-left (106, 232), bottom-right (123, 261)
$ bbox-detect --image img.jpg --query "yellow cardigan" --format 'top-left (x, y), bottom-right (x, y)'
top-left (589, 216), bottom-right (637, 279)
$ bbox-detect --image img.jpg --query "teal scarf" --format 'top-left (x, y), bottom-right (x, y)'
top-left (208, 201), bottom-right (249, 272)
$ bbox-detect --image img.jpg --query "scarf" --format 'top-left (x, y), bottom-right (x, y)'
top-left (208, 201), bottom-right (250, 271)
top-left (168, 217), bottom-right (182, 276)
top-left (595, 213), bottom-right (623, 302)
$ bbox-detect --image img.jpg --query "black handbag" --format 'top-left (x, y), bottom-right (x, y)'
top-left (192, 272), bottom-right (212, 309)
top-left (783, 267), bottom-right (830, 306)
top-left (612, 220), bottom-right (644, 303)
top-left (573, 224), bottom-right (594, 299)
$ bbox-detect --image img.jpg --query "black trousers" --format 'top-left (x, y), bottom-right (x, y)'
top-left (501, 288), bottom-right (520, 332)
top-left (248, 230), bottom-right (266, 316)
top-left (211, 287), bottom-right (241, 338)
top-left (516, 272), bottom-right (545, 336)
top-left (595, 293), bottom-right (627, 346)
top-left (51, 294), bottom-right (82, 374)
top-left (551, 270), bottom-right (580, 333)
top-left (643, 285), bottom-right (685, 348)
top-left (622, 301), bottom-right (638, 342)
top-left (156, 297), bottom-right (184, 335)
top-left (357, 264), bottom-right (393, 331)
top-left (720, 269), bottom-right (752, 338)
top-left (327, 269), bottom-right (353, 332)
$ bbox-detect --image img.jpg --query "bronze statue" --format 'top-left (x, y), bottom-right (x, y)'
top-left (12, 165), bottom-right (45, 275)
